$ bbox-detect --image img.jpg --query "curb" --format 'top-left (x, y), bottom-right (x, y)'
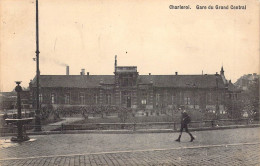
top-left (1, 124), bottom-right (259, 137)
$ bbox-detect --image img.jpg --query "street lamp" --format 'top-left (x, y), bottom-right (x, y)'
top-left (34, 0), bottom-right (42, 132)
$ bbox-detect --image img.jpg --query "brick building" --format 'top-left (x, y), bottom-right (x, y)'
top-left (30, 56), bottom-right (239, 113)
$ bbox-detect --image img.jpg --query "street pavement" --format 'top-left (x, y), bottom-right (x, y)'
top-left (0, 127), bottom-right (259, 166)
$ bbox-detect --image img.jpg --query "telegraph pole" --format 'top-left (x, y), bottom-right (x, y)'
top-left (34, 0), bottom-right (42, 132)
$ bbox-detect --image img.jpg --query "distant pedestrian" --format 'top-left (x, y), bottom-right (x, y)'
top-left (175, 110), bottom-right (195, 142)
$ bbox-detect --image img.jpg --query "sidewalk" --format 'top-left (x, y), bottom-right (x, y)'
top-left (0, 127), bottom-right (259, 165)
top-left (25, 123), bottom-right (260, 136)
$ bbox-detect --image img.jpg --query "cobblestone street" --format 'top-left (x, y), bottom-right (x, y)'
top-left (0, 127), bottom-right (259, 165)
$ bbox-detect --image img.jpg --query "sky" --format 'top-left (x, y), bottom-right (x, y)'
top-left (0, 0), bottom-right (259, 91)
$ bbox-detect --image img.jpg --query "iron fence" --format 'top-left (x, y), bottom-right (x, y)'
top-left (0, 118), bottom-right (258, 136)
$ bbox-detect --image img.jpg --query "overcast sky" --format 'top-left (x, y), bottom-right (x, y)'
top-left (0, 0), bottom-right (259, 91)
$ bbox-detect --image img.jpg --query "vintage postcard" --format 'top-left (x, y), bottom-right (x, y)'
top-left (0, 0), bottom-right (259, 165)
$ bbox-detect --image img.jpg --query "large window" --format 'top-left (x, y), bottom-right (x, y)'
top-left (94, 94), bottom-right (98, 105)
top-left (156, 93), bottom-right (160, 105)
top-left (79, 93), bottom-right (85, 105)
top-left (207, 92), bottom-right (212, 103)
top-left (141, 99), bottom-right (147, 105)
top-left (171, 94), bottom-right (175, 104)
top-left (106, 94), bottom-right (112, 105)
top-left (65, 93), bottom-right (70, 104)
top-left (51, 93), bottom-right (56, 104)
top-left (120, 75), bottom-right (133, 87)
top-left (141, 92), bottom-right (148, 105)
top-left (39, 94), bottom-right (43, 103)
top-left (185, 97), bottom-right (191, 105)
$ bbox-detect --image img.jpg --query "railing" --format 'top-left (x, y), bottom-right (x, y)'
top-left (0, 118), bottom-right (258, 136)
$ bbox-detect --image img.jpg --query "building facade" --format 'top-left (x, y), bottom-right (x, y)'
top-left (30, 57), bottom-right (239, 113)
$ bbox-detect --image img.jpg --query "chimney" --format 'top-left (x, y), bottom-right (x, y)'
top-left (81, 69), bottom-right (85, 75)
top-left (149, 73), bottom-right (151, 75)
top-left (114, 55), bottom-right (117, 73)
top-left (175, 72), bottom-right (178, 75)
top-left (87, 72), bottom-right (89, 76)
top-left (66, 66), bottom-right (69, 75)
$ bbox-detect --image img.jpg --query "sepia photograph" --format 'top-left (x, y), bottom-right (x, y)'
top-left (0, 0), bottom-right (259, 165)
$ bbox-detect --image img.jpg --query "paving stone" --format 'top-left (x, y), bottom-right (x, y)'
top-left (0, 128), bottom-right (260, 165)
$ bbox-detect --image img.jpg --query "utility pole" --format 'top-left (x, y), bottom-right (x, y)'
top-left (34, 0), bottom-right (42, 132)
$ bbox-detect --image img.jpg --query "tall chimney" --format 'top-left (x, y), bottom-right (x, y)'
top-left (66, 66), bottom-right (69, 75)
top-left (175, 72), bottom-right (178, 75)
top-left (114, 55), bottom-right (117, 73)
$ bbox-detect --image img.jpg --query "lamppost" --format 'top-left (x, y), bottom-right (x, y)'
top-left (34, 0), bottom-right (42, 132)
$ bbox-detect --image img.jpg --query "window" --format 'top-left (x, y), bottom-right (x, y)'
top-left (65, 93), bottom-right (70, 104)
top-left (51, 93), bottom-right (55, 104)
top-left (121, 91), bottom-right (129, 105)
top-left (106, 94), bottom-right (111, 105)
top-left (207, 92), bottom-right (212, 103)
top-left (185, 97), bottom-right (190, 105)
top-left (39, 94), bottom-right (43, 103)
top-left (164, 91), bottom-right (169, 105)
top-left (86, 94), bottom-right (91, 104)
top-left (94, 94), bottom-right (98, 104)
top-left (79, 93), bottom-right (85, 105)
top-left (156, 93), bottom-right (160, 104)
top-left (120, 75), bottom-right (133, 87)
top-left (141, 99), bottom-right (147, 105)
top-left (141, 92), bottom-right (148, 105)
top-left (171, 94), bottom-right (175, 104)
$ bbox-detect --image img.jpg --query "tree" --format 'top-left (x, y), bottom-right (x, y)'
top-left (240, 77), bottom-right (259, 120)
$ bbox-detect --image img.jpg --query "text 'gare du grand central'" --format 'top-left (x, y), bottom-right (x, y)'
top-left (30, 56), bottom-right (239, 114)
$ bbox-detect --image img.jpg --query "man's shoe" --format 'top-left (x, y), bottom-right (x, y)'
top-left (175, 138), bottom-right (180, 142)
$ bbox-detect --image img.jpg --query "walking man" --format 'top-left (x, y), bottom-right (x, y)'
top-left (175, 110), bottom-right (195, 142)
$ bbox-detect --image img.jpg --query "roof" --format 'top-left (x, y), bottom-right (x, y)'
top-left (31, 74), bottom-right (227, 89)
top-left (227, 82), bottom-right (241, 92)
top-left (0, 92), bottom-right (16, 97)
top-left (138, 75), bottom-right (226, 88)
top-left (32, 75), bottom-right (115, 88)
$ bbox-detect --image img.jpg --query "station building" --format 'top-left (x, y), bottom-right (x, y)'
top-left (30, 56), bottom-right (240, 113)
